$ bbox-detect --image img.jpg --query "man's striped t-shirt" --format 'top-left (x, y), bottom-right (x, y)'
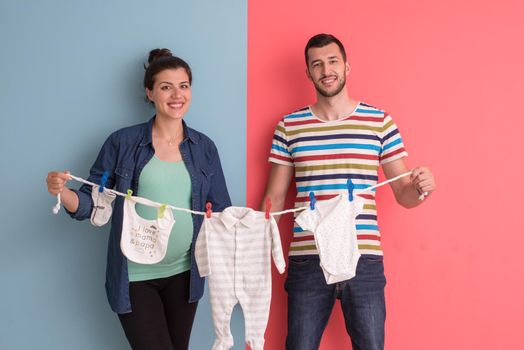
top-left (268, 102), bottom-right (408, 256)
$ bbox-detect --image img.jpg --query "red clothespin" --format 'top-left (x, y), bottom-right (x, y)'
top-left (265, 197), bottom-right (272, 219)
top-left (206, 202), bottom-right (212, 218)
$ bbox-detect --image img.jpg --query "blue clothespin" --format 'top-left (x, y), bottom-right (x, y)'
top-left (98, 171), bottom-right (109, 192)
top-left (347, 179), bottom-right (354, 202)
top-left (309, 192), bottom-right (316, 210)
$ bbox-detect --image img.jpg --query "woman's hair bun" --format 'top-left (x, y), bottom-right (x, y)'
top-left (147, 48), bottom-right (173, 64)
top-left (143, 48), bottom-right (192, 91)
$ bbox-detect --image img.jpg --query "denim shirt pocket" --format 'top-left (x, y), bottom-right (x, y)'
top-left (200, 167), bottom-right (214, 203)
top-left (114, 166), bottom-right (133, 192)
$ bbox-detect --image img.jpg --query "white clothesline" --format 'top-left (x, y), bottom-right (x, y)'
top-left (274, 171), bottom-right (426, 215)
top-left (52, 171), bottom-right (424, 216)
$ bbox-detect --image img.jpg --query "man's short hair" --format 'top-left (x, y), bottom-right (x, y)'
top-left (305, 33), bottom-right (347, 66)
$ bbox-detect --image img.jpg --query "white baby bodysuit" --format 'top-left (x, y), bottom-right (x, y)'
top-left (195, 207), bottom-right (286, 350)
top-left (295, 193), bottom-right (364, 284)
top-left (120, 196), bottom-right (175, 264)
top-left (90, 185), bottom-right (116, 226)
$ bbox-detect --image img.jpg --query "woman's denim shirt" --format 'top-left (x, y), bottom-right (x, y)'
top-left (67, 117), bottom-right (231, 314)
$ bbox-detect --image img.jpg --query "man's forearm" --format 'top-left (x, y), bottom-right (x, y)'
top-left (260, 192), bottom-right (287, 223)
top-left (397, 183), bottom-right (425, 209)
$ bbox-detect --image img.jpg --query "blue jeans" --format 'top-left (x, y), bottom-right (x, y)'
top-left (285, 255), bottom-right (386, 350)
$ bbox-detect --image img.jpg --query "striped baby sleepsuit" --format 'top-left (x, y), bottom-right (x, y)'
top-left (195, 207), bottom-right (286, 350)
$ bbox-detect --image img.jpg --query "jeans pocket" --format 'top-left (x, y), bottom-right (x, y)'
top-left (286, 256), bottom-right (319, 292)
top-left (359, 255), bottom-right (384, 263)
top-left (288, 256), bottom-right (314, 267)
top-left (357, 255), bottom-right (386, 286)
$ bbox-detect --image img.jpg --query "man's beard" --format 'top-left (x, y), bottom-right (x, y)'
top-left (314, 74), bottom-right (346, 98)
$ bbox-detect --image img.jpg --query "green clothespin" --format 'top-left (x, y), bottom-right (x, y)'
top-left (158, 204), bottom-right (167, 219)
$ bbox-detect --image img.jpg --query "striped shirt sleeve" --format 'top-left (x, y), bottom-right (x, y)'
top-left (379, 114), bottom-right (408, 164)
top-left (268, 119), bottom-right (294, 166)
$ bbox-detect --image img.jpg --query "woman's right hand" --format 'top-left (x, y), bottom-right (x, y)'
top-left (46, 171), bottom-right (72, 196)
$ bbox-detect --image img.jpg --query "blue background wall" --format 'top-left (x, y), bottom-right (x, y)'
top-left (0, 1), bottom-right (247, 348)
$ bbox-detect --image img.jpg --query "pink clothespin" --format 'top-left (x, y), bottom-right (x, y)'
top-left (265, 197), bottom-right (272, 219)
top-left (206, 202), bottom-right (212, 218)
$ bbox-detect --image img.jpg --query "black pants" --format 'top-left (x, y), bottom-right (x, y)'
top-left (118, 270), bottom-right (198, 350)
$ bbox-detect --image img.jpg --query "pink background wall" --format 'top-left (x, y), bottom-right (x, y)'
top-left (247, 0), bottom-right (524, 349)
